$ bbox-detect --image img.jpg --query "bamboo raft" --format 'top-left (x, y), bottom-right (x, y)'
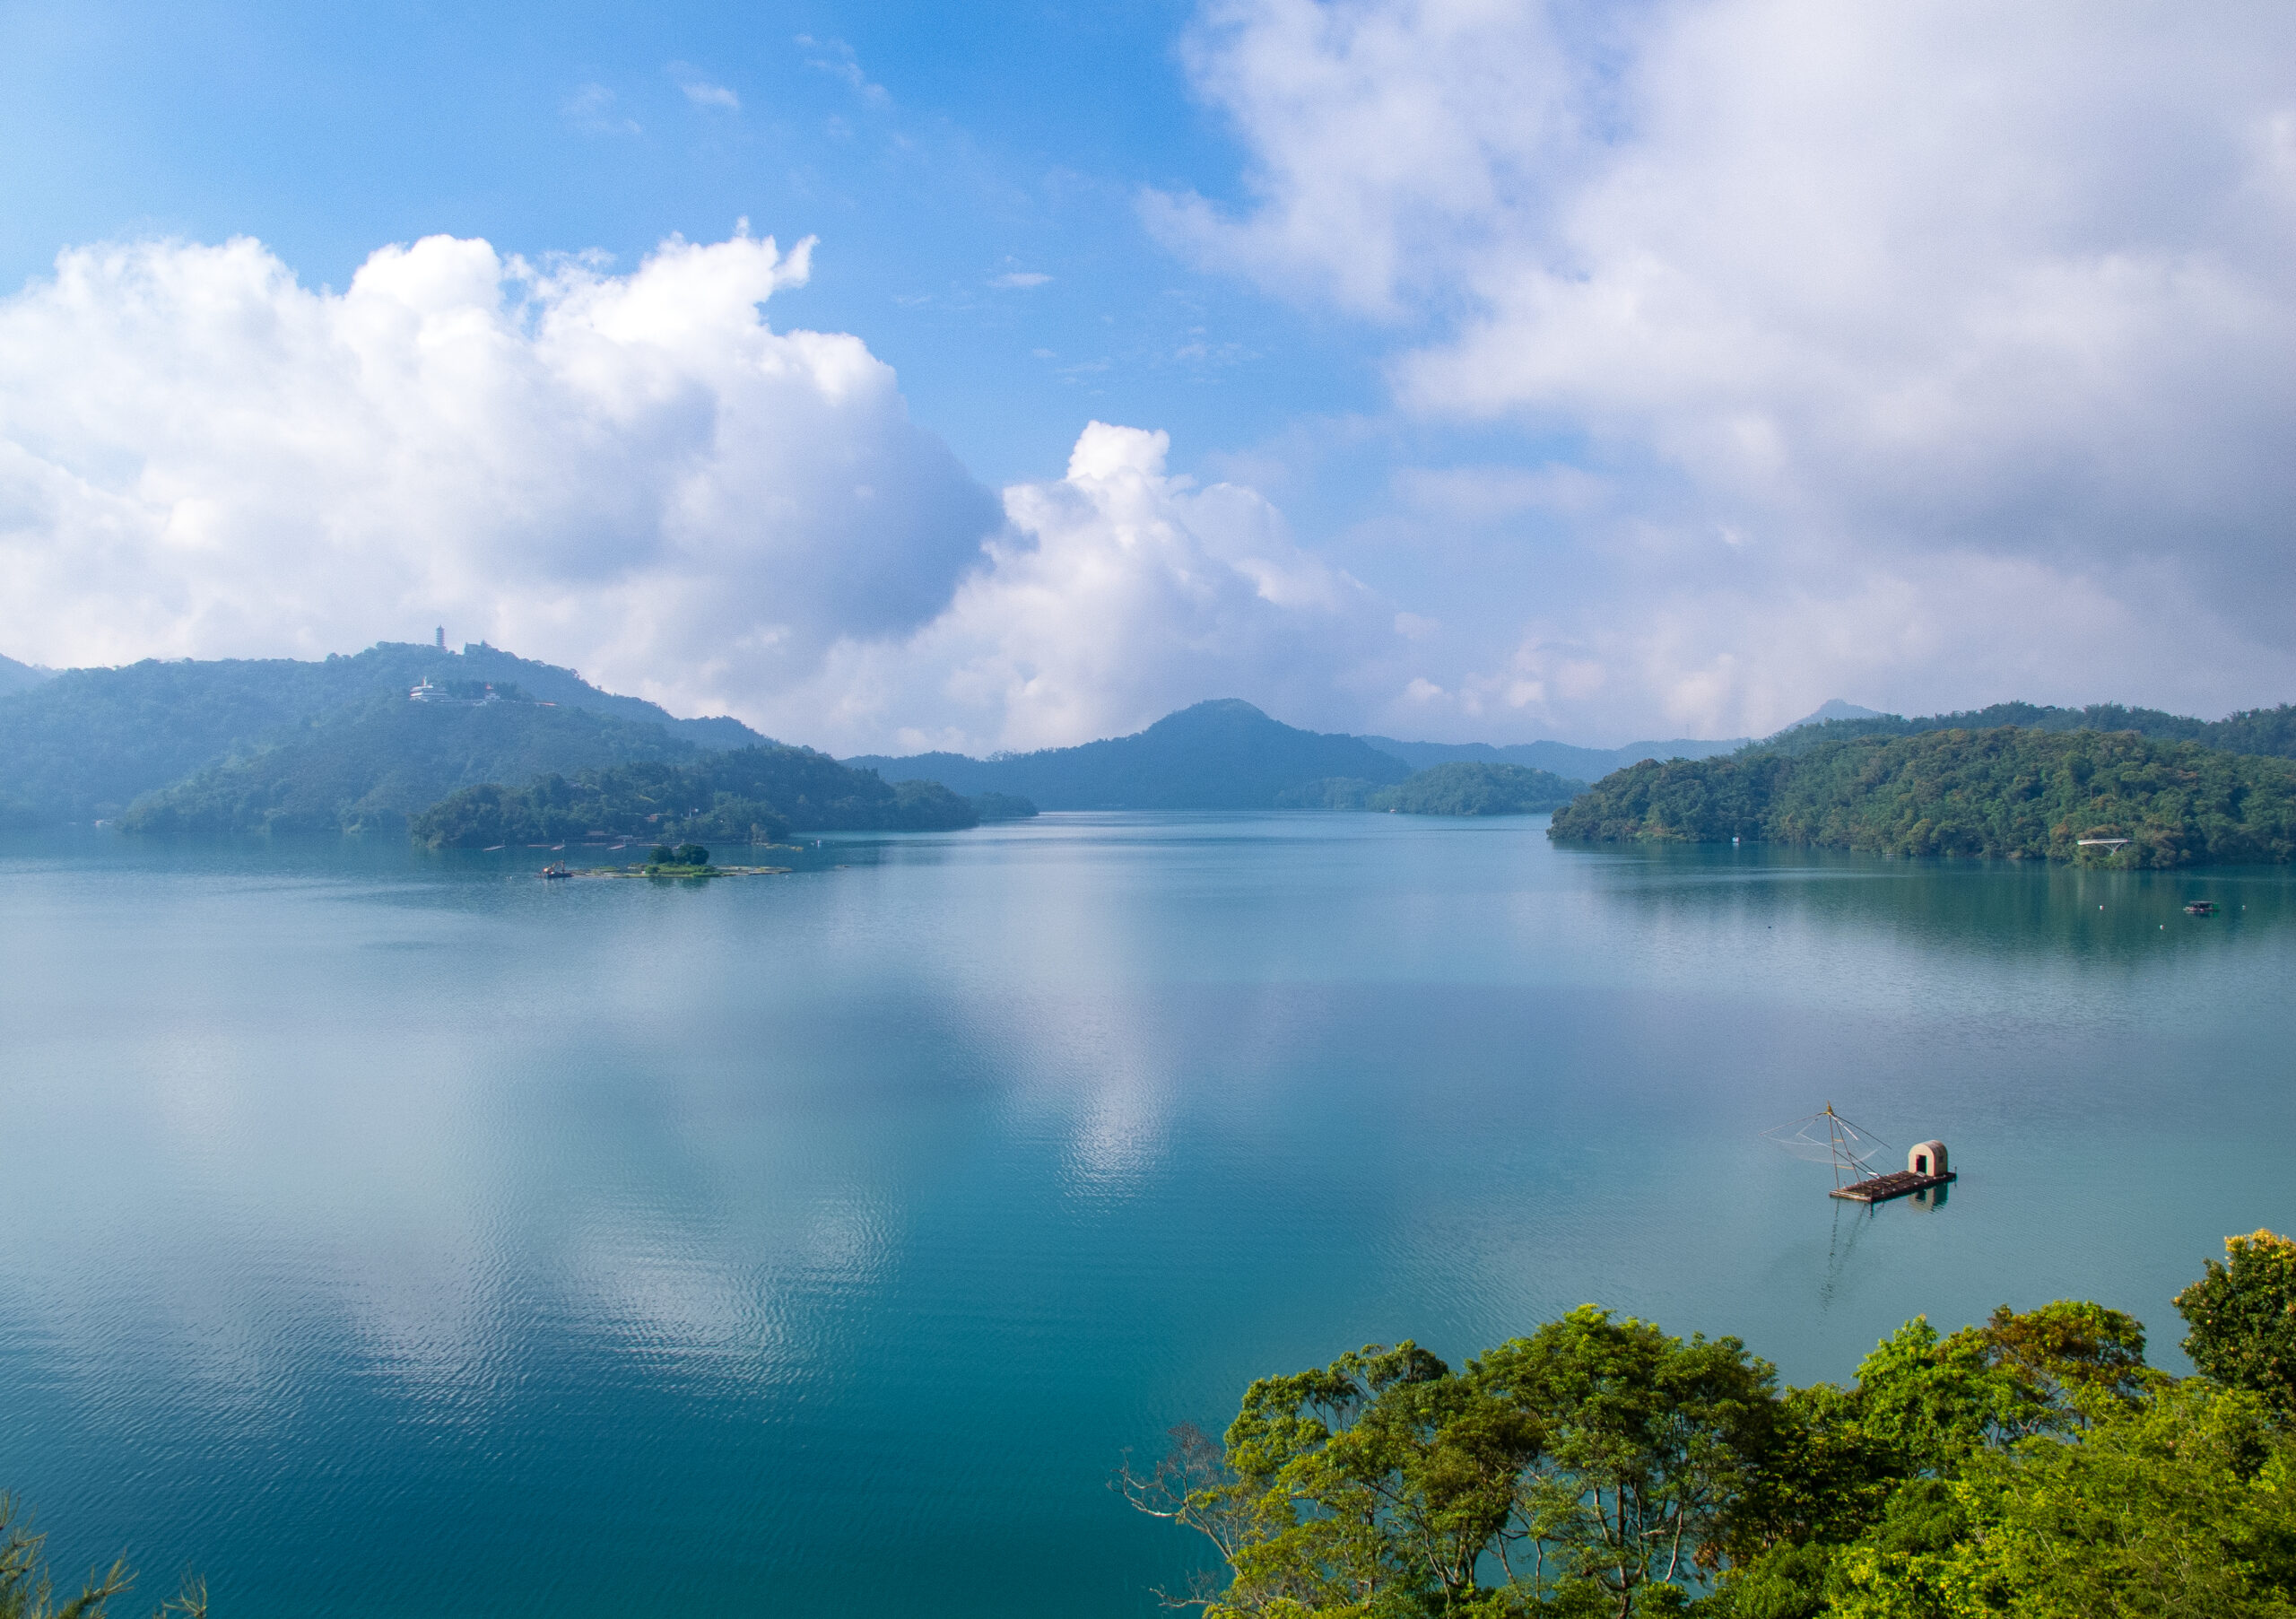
top-left (1831, 1167), bottom-right (1957, 1203)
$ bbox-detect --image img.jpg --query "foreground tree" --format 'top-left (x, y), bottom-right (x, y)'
top-left (1126, 1284), bottom-right (2261, 1618)
top-left (2176, 1230), bottom-right (2296, 1416)
top-left (1123, 1310), bottom-right (1779, 1616)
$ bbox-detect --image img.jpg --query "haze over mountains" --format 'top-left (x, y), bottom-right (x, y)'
top-left (11, 637), bottom-right (2295, 840)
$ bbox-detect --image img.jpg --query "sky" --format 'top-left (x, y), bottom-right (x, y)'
top-left (1, 0), bottom-right (2292, 752)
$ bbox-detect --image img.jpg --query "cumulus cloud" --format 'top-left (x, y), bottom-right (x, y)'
top-left (0, 229), bottom-right (1002, 723)
top-left (1155, 0), bottom-right (2296, 734)
top-left (778, 422), bottom-right (1395, 753)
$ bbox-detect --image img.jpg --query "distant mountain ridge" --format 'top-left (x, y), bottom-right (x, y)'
top-left (851, 704), bottom-right (1745, 809)
top-left (0, 641), bottom-right (771, 827)
top-left (0, 653), bottom-right (51, 699)
top-left (1744, 700), bottom-right (2296, 762)
top-left (846, 700), bottom-right (1413, 810)
top-left (1359, 734), bottom-right (1747, 780)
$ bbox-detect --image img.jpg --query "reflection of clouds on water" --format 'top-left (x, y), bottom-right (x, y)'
top-left (1065, 1057), bottom-right (1169, 1197)
top-left (976, 992), bottom-right (1177, 1205)
top-left (561, 1189), bottom-right (895, 1384)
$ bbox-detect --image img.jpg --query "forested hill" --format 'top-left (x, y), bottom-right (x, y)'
top-left (1755, 700), bottom-right (2296, 761)
top-left (117, 693), bottom-right (703, 837)
top-left (844, 699), bottom-right (1413, 809)
top-left (1278, 760), bottom-right (1587, 814)
top-left (409, 749), bottom-right (987, 848)
top-left (1549, 726), bottom-right (2296, 866)
top-left (0, 653), bottom-right (49, 699)
top-left (0, 641), bottom-right (765, 823)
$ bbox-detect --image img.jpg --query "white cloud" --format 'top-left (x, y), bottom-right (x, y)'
top-left (671, 65), bottom-right (741, 112)
top-left (1154, 0), bottom-right (2296, 735)
top-left (562, 83), bottom-right (640, 136)
top-left (989, 271), bottom-right (1052, 289)
top-left (779, 422), bottom-right (1396, 753)
top-left (0, 230), bottom-right (1001, 724)
top-left (796, 35), bottom-right (890, 108)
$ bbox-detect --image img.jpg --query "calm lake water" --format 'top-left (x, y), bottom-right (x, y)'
top-left (3, 814), bottom-right (2292, 1616)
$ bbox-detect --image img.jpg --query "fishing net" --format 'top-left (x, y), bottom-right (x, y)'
top-left (1762, 1108), bottom-right (1892, 1181)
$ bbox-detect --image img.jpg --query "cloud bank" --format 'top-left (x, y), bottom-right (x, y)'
top-left (793, 422), bottom-right (1389, 753)
top-left (1157, 0), bottom-right (2296, 736)
top-left (0, 229), bottom-right (1008, 727)
top-left (0, 230), bottom-right (1388, 753)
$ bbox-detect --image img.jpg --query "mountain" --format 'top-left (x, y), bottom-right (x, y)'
top-left (1550, 725), bottom-right (2296, 866)
top-left (1768, 699), bottom-right (1883, 736)
top-left (0, 653), bottom-right (51, 698)
top-left (1357, 734), bottom-right (1747, 779)
top-left (844, 699), bottom-right (1413, 809)
top-left (0, 641), bottom-right (767, 823)
top-left (117, 692), bottom-right (706, 837)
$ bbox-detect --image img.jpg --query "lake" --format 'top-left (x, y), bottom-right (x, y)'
top-left (3, 814), bottom-right (2292, 1616)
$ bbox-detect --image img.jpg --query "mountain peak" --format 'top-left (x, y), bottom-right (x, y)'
top-left (1152, 698), bottom-right (1274, 727)
top-left (1771, 698), bottom-right (1883, 736)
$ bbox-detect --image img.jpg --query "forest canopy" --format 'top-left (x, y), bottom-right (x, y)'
top-left (1548, 727), bottom-right (2296, 866)
top-left (1126, 1229), bottom-right (2296, 1617)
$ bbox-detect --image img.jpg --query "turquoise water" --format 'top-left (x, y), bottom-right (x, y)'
top-left (3, 814), bottom-right (2292, 1616)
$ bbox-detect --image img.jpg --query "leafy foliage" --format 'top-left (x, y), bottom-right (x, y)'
top-left (1548, 727), bottom-right (2296, 866)
top-left (1133, 1238), bottom-right (2296, 1617)
top-left (2176, 1231), bottom-right (2296, 1417)
top-left (408, 748), bottom-right (981, 847)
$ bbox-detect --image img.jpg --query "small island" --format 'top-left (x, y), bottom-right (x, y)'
top-left (554, 843), bottom-right (793, 879)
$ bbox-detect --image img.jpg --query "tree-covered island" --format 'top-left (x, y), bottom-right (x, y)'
top-left (1126, 1229), bottom-right (2296, 1617)
top-left (409, 749), bottom-right (1006, 849)
top-left (1280, 762), bottom-right (1587, 815)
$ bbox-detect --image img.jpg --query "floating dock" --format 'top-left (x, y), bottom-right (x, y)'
top-left (1831, 1168), bottom-right (1957, 1203)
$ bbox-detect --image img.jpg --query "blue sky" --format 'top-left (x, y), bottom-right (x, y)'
top-left (2, 2), bottom-right (2292, 751)
top-left (0, 1), bottom-right (1349, 483)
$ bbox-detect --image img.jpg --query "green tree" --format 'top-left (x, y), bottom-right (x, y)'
top-left (1122, 1340), bottom-right (1541, 1617)
top-left (2176, 1230), bottom-right (2296, 1416)
top-left (1126, 1312), bottom-right (1780, 1617)
top-left (673, 843), bottom-right (709, 867)
top-left (1471, 1309), bottom-right (1779, 1615)
top-left (1829, 1381), bottom-right (2296, 1619)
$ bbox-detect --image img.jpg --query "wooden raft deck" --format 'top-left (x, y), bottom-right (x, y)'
top-left (1831, 1170), bottom-right (1957, 1203)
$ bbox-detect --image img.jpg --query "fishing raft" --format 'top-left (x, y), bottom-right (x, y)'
top-left (1764, 1104), bottom-right (1956, 1204)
